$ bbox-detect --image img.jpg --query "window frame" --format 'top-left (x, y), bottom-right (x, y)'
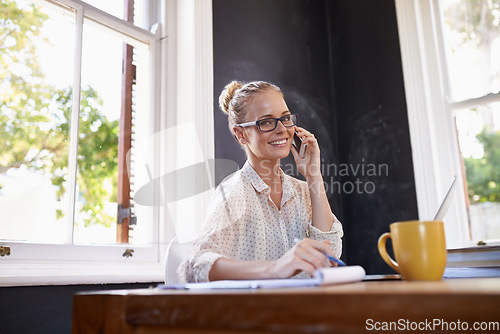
top-left (1, 0), bottom-right (156, 286)
top-left (395, 0), bottom-right (500, 249)
top-left (116, 0), bottom-right (137, 244)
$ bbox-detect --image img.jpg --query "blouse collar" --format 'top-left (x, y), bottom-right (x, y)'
top-left (242, 160), bottom-right (296, 206)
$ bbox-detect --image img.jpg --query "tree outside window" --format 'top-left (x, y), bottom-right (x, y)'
top-left (0, 0), bottom-right (141, 244)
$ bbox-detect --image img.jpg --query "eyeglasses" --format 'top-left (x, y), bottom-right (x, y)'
top-left (237, 114), bottom-right (297, 132)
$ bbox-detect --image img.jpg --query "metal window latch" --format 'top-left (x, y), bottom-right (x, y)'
top-left (117, 204), bottom-right (137, 225)
top-left (0, 246), bottom-right (11, 257)
top-left (123, 249), bottom-right (134, 258)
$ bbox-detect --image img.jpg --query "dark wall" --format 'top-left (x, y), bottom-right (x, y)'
top-left (213, 0), bottom-right (343, 222)
top-left (213, 0), bottom-right (419, 274)
top-left (329, 1), bottom-right (419, 274)
top-left (0, 283), bottom-right (154, 334)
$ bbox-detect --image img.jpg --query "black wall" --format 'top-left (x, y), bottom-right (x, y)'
top-left (213, 0), bottom-right (419, 274)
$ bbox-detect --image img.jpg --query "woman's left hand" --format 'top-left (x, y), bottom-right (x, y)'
top-left (291, 127), bottom-right (321, 181)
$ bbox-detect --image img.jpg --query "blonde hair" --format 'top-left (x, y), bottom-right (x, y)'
top-left (218, 80), bottom-right (283, 140)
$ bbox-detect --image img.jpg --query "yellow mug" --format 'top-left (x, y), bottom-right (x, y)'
top-left (377, 220), bottom-right (447, 281)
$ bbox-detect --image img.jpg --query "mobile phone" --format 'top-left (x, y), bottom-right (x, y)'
top-left (292, 132), bottom-right (308, 158)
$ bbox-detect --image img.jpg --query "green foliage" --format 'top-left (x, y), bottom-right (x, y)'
top-left (76, 87), bottom-right (119, 227)
top-left (1, 0), bottom-right (52, 172)
top-left (1, 0), bottom-right (119, 227)
top-left (464, 129), bottom-right (500, 203)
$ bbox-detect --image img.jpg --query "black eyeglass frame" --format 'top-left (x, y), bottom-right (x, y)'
top-left (237, 114), bottom-right (297, 132)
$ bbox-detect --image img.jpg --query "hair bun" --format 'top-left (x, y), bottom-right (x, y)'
top-left (219, 81), bottom-right (242, 115)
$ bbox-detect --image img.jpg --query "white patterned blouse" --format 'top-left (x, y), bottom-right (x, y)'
top-left (177, 160), bottom-right (343, 283)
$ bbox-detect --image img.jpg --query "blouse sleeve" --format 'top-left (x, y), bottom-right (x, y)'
top-left (177, 193), bottom-right (241, 283)
top-left (177, 208), bottom-right (226, 283)
top-left (297, 177), bottom-right (343, 259)
top-left (177, 247), bottom-right (226, 284)
top-left (307, 214), bottom-right (344, 259)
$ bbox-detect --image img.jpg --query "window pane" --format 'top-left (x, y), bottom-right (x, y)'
top-left (443, 0), bottom-right (500, 243)
top-left (73, 18), bottom-right (151, 245)
top-left (442, 0), bottom-right (500, 101)
top-left (455, 103), bottom-right (500, 243)
top-left (0, 0), bottom-right (75, 243)
top-left (81, 0), bottom-right (145, 29)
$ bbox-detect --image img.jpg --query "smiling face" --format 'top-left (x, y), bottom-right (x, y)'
top-left (234, 90), bottom-right (295, 167)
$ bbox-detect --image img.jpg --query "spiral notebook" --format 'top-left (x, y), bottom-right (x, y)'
top-left (159, 265), bottom-right (366, 290)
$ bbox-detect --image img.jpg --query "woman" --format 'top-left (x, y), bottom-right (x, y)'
top-left (178, 80), bottom-right (343, 283)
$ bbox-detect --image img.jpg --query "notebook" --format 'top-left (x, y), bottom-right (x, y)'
top-left (159, 265), bottom-right (366, 290)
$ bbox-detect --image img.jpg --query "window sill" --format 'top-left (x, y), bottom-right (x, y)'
top-left (0, 261), bottom-right (164, 287)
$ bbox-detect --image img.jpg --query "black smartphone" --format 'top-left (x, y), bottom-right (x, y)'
top-left (292, 132), bottom-right (308, 158)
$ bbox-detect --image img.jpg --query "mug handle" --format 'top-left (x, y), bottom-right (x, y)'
top-left (377, 233), bottom-right (399, 273)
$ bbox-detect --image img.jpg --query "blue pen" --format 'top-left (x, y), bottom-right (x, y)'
top-left (325, 254), bottom-right (346, 266)
top-left (293, 238), bottom-right (346, 266)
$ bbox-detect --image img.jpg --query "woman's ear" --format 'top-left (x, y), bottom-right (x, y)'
top-left (233, 126), bottom-right (247, 145)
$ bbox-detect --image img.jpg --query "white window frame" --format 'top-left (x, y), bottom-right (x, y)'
top-left (395, 0), bottom-right (478, 249)
top-left (0, 0), bottom-right (214, 286)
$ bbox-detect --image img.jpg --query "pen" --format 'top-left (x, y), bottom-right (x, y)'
top-left (293, 238), bottom-right (346, 266)
top-left (325, 254), bottom-right (346, 266)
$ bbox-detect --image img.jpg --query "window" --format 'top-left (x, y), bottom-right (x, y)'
top-left (1, 0), bottom-right (74, 244)
top-left (79, 0), bottom-right (144, 27)
top-left (0, 0), bottom-right (215, 286)
top-left (0, 0), bottom-right (154, 245)
top-left (441, 0), bottom-right (500, 245)
top-left (0, 0), bottom-right (162, 285)
top-left (395, 0), bottom-right (499, 248)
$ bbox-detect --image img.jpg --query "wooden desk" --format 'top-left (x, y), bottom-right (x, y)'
top-left (73, 278), bottom-right (500, 334)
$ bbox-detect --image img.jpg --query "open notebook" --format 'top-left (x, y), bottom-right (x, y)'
top-left (159, 265), bottom-right (366, 290)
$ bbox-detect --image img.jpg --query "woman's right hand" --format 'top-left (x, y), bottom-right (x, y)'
top-left (267, 238), bottom-right (337, 278)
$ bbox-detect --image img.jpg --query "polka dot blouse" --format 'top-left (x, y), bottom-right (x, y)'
top-left (177, 160), bottom-right (343, 283)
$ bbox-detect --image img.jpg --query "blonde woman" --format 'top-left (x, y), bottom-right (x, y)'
top-left (178, 81), bottom-right (343, 283)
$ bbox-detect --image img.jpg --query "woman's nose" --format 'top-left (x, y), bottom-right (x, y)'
top-left (275, 119), bottom-right (287, 132)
